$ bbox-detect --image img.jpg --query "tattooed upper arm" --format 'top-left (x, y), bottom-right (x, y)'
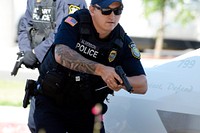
top-left (54, 44), bottom-right (97, 74)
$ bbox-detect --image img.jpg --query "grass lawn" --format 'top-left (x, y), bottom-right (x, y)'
top-left (0, 80), bottom-right (26, 107)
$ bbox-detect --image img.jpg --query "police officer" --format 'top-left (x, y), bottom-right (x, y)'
top-left (34, 0), bottom-right (148, 132)
top-left (17, 0), bottom-right (87, 132)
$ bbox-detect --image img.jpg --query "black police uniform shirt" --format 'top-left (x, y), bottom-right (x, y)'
top-left (54, 9), bottom-right (145, 77)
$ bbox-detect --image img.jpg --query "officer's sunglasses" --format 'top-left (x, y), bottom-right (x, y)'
top-left (93, 5), bottom-right (123, 15)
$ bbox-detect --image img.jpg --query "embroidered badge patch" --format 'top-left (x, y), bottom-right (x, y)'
top-left (65, 16), bottom-right (78, 27)
top-left (108, 50), bottom-right (117, 62)
top-left (129, 42), bottom-right (141, 59)
top-left (68, 4), bottom-right (81, 14)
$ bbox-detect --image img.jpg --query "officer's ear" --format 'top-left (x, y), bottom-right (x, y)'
top-left (89, 5), bottom-right (95, 16)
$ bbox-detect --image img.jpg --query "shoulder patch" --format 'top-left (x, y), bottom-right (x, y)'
top-left (64, 16), bottom-right (78, 27)
top-left (129, 42), bottom-right (141, 59)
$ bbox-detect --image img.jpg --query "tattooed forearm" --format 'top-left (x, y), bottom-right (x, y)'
top-left (54, 44), bottom-right (98, 74)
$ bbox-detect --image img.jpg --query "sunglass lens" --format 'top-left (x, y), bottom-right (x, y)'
top-left (114, 9), bottom-right (122, 15)
top-left (102, 9), bottom-right (112, 15)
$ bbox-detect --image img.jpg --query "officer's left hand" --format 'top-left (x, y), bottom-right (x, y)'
top-left (22, 51), bottom-right (38, 69)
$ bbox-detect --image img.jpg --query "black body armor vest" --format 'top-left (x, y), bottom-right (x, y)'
top-left (38, 10), bottom-right (127, 107)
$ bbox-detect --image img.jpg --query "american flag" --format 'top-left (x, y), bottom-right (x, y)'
top-left (64, 16), bottom-right (78, 27)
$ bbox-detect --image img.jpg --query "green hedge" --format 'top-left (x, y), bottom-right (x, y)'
top-left (0, 80), bottom-right (25, 107)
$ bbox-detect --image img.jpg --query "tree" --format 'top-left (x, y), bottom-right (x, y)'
top-left (142, 0), bottom-right (198, 58)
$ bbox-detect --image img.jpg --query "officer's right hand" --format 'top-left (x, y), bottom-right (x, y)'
top-left (22, 51), bottom-right (38, 69)
top-left (95, 64), bottom-right (123, 91)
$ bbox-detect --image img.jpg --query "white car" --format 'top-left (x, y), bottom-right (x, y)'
top-left (104, 48), bottom-right (200, 133)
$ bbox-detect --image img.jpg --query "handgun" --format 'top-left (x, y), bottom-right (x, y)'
top-left (11, 51), bottom-right (24, 76)
top-left (23, 79), bottom-right (36, 108)
top-left (115, 66), bottom-right (133, 93)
